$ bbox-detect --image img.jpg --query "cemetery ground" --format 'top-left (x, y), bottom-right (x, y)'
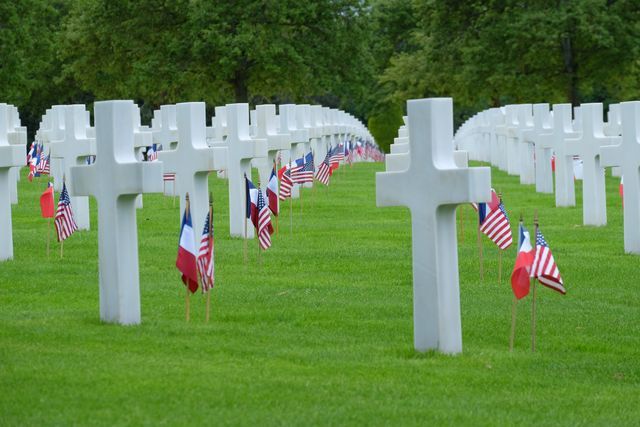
top-left (1, 163), bottom-right (638, 425)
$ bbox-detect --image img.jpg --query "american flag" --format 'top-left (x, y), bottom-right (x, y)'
top-left (291, 152), bottom-right (314, 184)
top-left (479, 197), bottom-right (513, 250)
top-left (147, 144), bottom-right (158, 162)
top-left (54, 183), bottom-right (78, 242)
top-left (197, 210), bottom-right (215, 292)
top-left (279, 165), bottom-right (294, 200)
top-left (27, 142), bottom-right (38, 165)
top-left (257, 186), bottom-right (273, 250)
top-left (36, 153), bottom-right (50, 175)
top-left (531, 228), bottom-right (565, 294)
top-left (163, 172), bottom-right (176, 182)
top-left (315, 150), bottom-right (331, 185)
top-left (330, 144), bottom-right (345, 165)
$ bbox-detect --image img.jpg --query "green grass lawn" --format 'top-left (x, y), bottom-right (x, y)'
top-left (1, 163), bottom-right (638, 426)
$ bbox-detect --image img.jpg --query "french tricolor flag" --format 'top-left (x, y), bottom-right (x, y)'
top-left (266, 167), bottom-right (279, 216)
top-left (510, 223), bottom-right (535, 300)
top-left (246, 177), bottom-right (259, 228)
top-left (176, 203), bottom-right (199, 293)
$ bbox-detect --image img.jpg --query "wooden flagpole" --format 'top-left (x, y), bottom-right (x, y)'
top-left (185, 192), bottom-right (191, 322)
top-left (289, 190), bottom-right (293, 235)
top-left (60, 240), bottom-right (64, 259)
top-left (497, 193), bottom-right (504, 283)
top-left (531, 210), bottom-right (539, 352)
top-left (509, 295), bottom-right (517, 352)
top-left (243, 174), bottom-right (248, 264)
top-left (311, 150), bottom-right (316, 209)
top-left (172, 180), bottom-right (176, 208)
top-left (299, 182), bottom-right (303, 216)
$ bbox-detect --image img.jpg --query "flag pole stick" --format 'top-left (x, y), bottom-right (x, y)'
top-left (60, 240), bottom-right (64, 259)
top-left (172, 181), bottom-right (176, 208)
top-left (509, 296), bottom-right (517, 352)
top-left (243, 174), bottom-right (248, 264)
top-left (257, 181), bottom-right (262, 267)
top-left (300, 183), bottom-right (303, 216)
top-left (47, 217), bottom-right (51, 258)
top-left (273, 160), bottom-right (279, 235)
top-left (205, 193), bottom-right (213, 323)
top-left (531, 211), bottom-right (539, 352)
top-left (289, 192), bottom-right (293, 235)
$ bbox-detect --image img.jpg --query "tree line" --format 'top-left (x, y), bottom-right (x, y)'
top-left (2, 0), bottom-right (639, 151)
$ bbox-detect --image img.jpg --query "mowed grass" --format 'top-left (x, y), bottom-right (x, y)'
top-left (1, 162), bottom-right (638, 426)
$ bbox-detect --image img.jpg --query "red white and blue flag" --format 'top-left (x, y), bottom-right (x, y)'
top-left (147, 144), bottom-right (158, 162)
top-left (531, 228), bottom-right (565, 295)
top-left (36, 153), bottom-right (50, 175)
top-left (54, 183), bottom-right (78, 242)
top-left (510, 223), bottom-right (535, 299)
top-left (291, 152), bottom-right (314, 184)
top-left (256, 186), bottom-right (273, 250)
top-left (330, 144), bottom-right (344, 170)
top-left (176, 201), bottom-right (199, 293)
top-left (266, 165), bottom-right (279, 215)
top-left (197, 209), bottom-right (215, 293)
top-left (246, 177), bottom-right (259, 227)
top-left (479, 190), bottom-right (513, 250)
top-left (278, 163), bottom-right (294, 200)
top-left (315, 150), bottom-right (332, 185)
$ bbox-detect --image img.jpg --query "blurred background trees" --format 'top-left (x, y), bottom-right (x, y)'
top-left (2, 0), bottom-right (639, 151)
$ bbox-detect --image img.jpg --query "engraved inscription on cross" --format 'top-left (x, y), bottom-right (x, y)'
top-left (158, 102), bottom-right (225, 236)
top-left (255, 104), bottom-right (291, 185)
top-left (601, 101), bottom-right (640, 254)
top-left (70, 100), bottom-right (163, 324)
top-left (564, 103), bottom-right (619, 226)
top-left (551, 104), bottom-right (580, 207)
top-left (49, 105), bottom-right (96, 230)
top-left (0, 103), bottom-right (26, 261)
top-left (376, 98), bottom-right (491, 354)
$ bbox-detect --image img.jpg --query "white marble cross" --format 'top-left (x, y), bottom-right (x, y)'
top-left (531, 104), bottom-right (554, 194)
top-left (49, 105), bottom-right (96, 230)
top-left (0, 104), bottom-right (26, 261)
top-left (38, 106), bottom-right (66, 191)
top-left (158, 102), bottom-right (225, 235)
top-left (255, 104), bottom-right (291, 186)
top-left (222, 103), bottom-right (267, 238)
top-left (280, 104), bottom-right (309, 198)
top-left (601, 101), bottom-right (640, 253)
top-left (152, 105), bottom-right (178, 196)
top-left (515, 104), bottom-right (535, 185)
top-left (604, 104), bottom-right (622, 178)
top-left (376, 98), bottom-right (491, 354)
top-left (310, 105), bottom-right (328, 162)
top-left (69, 100), bottom-right (163, 324)
top-left (565, 103), bottom-right (618, 225)
top-left (551, 104), bottom-right (580, 207)
top-left (505, 105), bottom-right (521, 176)
top-left (6, 105), bottom-right (26, 205)
top-left (488, 108), bottom-right (503, 169)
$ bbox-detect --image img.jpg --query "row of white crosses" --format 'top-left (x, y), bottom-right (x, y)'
top-left (455, 101), bottom-right (640, 254)
top-left (0, 103), bottom-right (27, 261)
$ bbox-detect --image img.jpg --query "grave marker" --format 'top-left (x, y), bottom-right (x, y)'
top-left (376, 98), bottom-right (491, 353)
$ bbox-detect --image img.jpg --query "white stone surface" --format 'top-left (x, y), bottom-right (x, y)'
top-left (515, 104), bottom-right (535, 185)
top-left (376, 98), bottom-right (491, 354)
top-left (551, 104), bottom-right (580, 207)
top-left (505, 105), bottom-right (520, 176)
top-left (531, 104), bottom-right (554, 193)
top-left (255, 104), bottom-right (291, 186)
top-left (152, 105), bottom-right (178, 196)
top-left (280, 104), bottom-right (308, 198)
top-left (0, 104), bottom-right (27, 261)
top-left (158, 102), bottom-right (225, 236)
top-left (215, 103), bottom-right (267, 238)
top-left (49, 105), bottom-right (96, 230)
top-left (565, 103), bottom-right (618, 226)
top-left (69, 100), bottom-right (163, 324)
top-left (601, 101), bottom-right (640, 254)
top-left (38, 106), bottom-right (66, 191)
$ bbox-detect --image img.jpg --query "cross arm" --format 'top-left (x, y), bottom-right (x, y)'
top-left (376, 170), bottom-right (412, 208)
top-left (600, 143), bottom-right (622, 168)
top-left (0, 145), bottom-right (24, 168)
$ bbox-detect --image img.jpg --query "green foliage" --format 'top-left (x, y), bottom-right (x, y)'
top-left (2, 164), bottom-right (639, 424)
top-left (367, 102), bottom-right (404, 152)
